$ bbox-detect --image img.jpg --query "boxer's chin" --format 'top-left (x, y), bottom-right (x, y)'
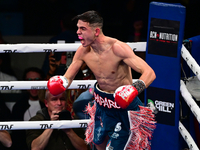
top-left (81, 41), bottom-right (88, 47)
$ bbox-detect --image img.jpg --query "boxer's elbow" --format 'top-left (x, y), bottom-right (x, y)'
top-left (150, 68), bottom-right (156, 83)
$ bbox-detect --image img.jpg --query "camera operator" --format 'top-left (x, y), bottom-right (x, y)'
top-left (26, 90), bottom-right (88, 150)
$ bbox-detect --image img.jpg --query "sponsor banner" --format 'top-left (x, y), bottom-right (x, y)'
top-left (0, 120), bottom-right (90, 130)
top-left (147, 87), bottom-right (176, 126)
top-left (148, 18), bottom-right (180, 57)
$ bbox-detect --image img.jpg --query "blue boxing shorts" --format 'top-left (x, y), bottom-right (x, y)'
top-left (85, 82), bottom-right (157, 150)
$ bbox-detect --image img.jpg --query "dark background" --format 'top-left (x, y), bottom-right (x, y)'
top-left (0, 0), bottom-right (200, 80)
top-left (0, 0), bottom-right (200, 41)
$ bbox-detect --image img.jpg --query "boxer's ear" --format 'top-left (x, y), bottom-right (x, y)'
top-left (95, 28), bottom-right (100, 37)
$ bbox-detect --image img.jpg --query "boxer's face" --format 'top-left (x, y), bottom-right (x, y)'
top-left (77, 20), bottom-right (97, 47)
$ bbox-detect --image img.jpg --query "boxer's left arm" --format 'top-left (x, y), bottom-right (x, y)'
top-left (113, 42), bottom-right (156, 109)
top-left (113, 42), bottom-right (156, 87)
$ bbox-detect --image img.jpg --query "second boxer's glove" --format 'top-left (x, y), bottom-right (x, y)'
top-left (47, 75), bottom-right (68, 96)
top-left (114, 80), bottom-right (146, 109)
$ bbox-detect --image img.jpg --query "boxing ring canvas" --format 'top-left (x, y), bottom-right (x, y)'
top-left (145, 2), bottom-right (186, 150)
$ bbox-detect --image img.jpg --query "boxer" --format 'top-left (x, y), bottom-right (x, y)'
top-left (47, 10), bottom-right (156, 150)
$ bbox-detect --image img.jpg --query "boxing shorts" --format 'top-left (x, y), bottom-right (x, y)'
top-left (85, 82), bottom-right (156, 150)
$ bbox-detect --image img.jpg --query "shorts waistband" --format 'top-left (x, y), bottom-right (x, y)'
top-left (94, 82), bottom-right (122, 110)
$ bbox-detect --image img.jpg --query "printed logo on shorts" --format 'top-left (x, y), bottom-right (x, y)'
top-left (94, 92), bottom-right (121, 109)
top-left (114, 122), bottom-right (122, 132)
top-left (111, 122), bottom-right (121, 139)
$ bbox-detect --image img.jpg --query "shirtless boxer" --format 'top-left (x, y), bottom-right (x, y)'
top-left (47, 10), bottom-right (156, 150)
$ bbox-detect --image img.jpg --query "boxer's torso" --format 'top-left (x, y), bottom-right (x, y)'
top-left (81, 37), bottom-right (133, 93)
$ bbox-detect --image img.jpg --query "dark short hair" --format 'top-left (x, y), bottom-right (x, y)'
top-left (23, 67), bottom-right (45, 80)
top-left (73, 10), bottom-right (103, 29)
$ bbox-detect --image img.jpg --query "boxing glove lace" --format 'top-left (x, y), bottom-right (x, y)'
top-left (47, 75), bottom-right (68, 96)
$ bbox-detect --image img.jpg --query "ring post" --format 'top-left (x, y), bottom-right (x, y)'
top-left (145, 2), bottom-right (186, 150)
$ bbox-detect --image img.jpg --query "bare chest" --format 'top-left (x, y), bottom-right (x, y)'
top-left (84, 51), bottom-right (120, 77)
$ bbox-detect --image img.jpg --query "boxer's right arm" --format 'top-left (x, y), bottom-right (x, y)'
top-left (48, 46), bottom-right (84, 96)
top-left (63, 58), bottom-right (84, 88)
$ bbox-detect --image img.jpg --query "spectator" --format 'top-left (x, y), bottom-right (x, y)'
top-left (0, 97), bottom-right (12, 122)
top-left (128, 18), bottom-right (145, 42)
top-left (41, 11), bottom-right (85, 117)
top-left (0, 97), bottom-right (12, 150)
top-left (0, 53), bottom-right (21, 93)
top-left (0, 131), bottom-right (12, 150)
top-left (42, 10), bottom-right (79, 78)
top-left (73, 88), bottom-right (94, 119)
top-left (0, 32), bottom-right (20, 93)
top-left (26, 90), bottom-right (88, 150)
top-left (73, 69), bottom-right (95, 119)
top-left (11, 67), bottom-right (46, 150)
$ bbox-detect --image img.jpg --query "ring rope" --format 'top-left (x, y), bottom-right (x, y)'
top-left (0, 42), bottom-right (146, 53)
top-left (180, 45), bottom-right (200, 149)
top-left (0, 120), bottom-right (90, 130)
top-left (179, 121), bottom-right (199, 150)
top-left (0, 79), bottom-right (137, 90)
top-left (180, 80), bottom-right (200, 123)
top-left (181, 45), bottom-right (200, 80)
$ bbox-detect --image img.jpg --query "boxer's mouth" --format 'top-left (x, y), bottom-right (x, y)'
top-left (78, 36), bottom-right (84, 44)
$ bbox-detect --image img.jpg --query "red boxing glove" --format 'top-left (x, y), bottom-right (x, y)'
top-left (47, 76), bottom-right (68, 96)
top-left (114, 85), bottom-right (138, 109)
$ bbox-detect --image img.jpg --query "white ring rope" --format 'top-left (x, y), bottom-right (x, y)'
top-left (179, 121), bottom-right (199, 150)
top-left (181, 45), bottom-right (200, 80)
top-left (0, 79), bottom-right (137, 90)
top-left (180, 44), bottom-right (200, 149)
top-left (180, 80), bottom-right (200, 123)
top-left (0, 42), bottom-right (146, 53)
top-left (0, 120), bottom-right (90, 130)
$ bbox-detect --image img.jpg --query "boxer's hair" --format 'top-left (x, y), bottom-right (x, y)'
top-left (73, 10), bottom-right (103, 29)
